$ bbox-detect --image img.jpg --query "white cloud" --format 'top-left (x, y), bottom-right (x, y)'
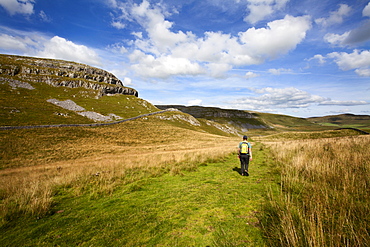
top-left (129, 50), bottom-right (204, 79)
top-left (315, 4), bottom-right (351, 27)
top-left (231, 87), bottom-right (326, 110)
top-left (130, 0), bottom-right (189, 53)
top-left (268, 68), bottom-right (293, 75)
top-left (328, 50), bottom-right (370, 71)
top-left (239, 15), bottom-right (311, 59)
top-left (0, 33), bottom-right (29, 52)
top-left (111, 2), bottom-right (310, 79)
top-left (0, 0), bottom-right (34, 16)
top-left (37, 36), bottom-right (102, 66)
top-left (111, 21), bottom-right (126, 29)
top-left (122, 77), bottom-right (132, 86)
top-left (324, 21), bottom-right (370, 46)
top-left (363, 2), bottom-right (370, 17)
top-left (308, 54), bottom-right (326, 64)
top-left (355, 68), bottom-right (370, 77)
top-left (229, 87), bottom-right (368, 110)
top-left (324, 32), bottom-right (350, 46)
top-left (206, 63), bottom-right (233, 78)
top-left (245, 71), bottom-right (259, 79)
top-left (244, 0), bottom-right (289, 24)
top-left (319, 100), bottom-right (369, 106)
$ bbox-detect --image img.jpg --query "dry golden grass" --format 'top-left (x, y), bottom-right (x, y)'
top-left (0, 115), bottom-right (239, 224)
top-left (260, 135), bottom-right (370, 246)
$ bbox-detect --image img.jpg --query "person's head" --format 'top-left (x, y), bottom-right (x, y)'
top-left (243, 135), bottom-right (248, 140)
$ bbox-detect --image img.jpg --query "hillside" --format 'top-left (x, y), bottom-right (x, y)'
top-left (0, 54), bottom-right (149, 126)
top-left (156, 105), bottom-right (268, 132)
top-left (156, 105), bottom-right (328, 133)
top-left (308, 113), bottom-right (370, 129)
top-left (0, 54), bottom-right (242, 136)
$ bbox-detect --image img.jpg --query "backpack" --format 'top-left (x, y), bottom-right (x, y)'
top-left (240, 142), bottom-right (249, 154)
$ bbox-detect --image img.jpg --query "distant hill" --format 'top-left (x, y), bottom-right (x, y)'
top-left (156, 105), bottom-right (327, 133)
top-left (156, 105), bottom-right (267, 132)
top-left (308, 114), bottom-right (370, 129)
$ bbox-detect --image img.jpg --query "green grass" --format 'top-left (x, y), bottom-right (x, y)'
top-left (255, 128), bottom-right (363, 141)
top-left (0, 143), bottom-right (279, 246)
top-left (0, 80), bottom-right (158, 127)
top-left (308, 114), bottom-right (370, 128)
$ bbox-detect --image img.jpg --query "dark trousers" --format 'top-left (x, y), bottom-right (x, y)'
top-left (239, 154), bottom-right (250, 175)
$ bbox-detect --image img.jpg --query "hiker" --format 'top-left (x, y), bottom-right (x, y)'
top-left (238, 135), bottom-right (252, 176)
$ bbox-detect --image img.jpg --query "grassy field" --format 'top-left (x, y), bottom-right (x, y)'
top-left (1, 106), bottom-right (369, 246)
top-left (0, 115), bottom-right (281, 246)
top-left (308, 114), bottom-right (370, 130)
top-left (258, 133), bottom-right (370, 246)
top-left (0, 144), bottom-right (278, 246)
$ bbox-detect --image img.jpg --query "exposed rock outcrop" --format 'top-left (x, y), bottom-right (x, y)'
top-left (0, 54), bottom-right (138, 97)
top-left (156, 105), bottom-right (254, 118)
top-left (156, 105), bottom-right (269, 130)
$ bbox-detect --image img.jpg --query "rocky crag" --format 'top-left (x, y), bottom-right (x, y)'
top-left (156, 105), bottom-right (268, 131)
top-left (0, 54), bottom-right (138, 97)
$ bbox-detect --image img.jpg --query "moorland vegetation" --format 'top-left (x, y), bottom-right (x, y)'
top-left (1, 54), bottom-right (369, 246)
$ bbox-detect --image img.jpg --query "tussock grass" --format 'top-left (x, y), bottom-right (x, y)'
top-left (0, 115), bottom-right (239, 226)
top-left (1, 142), bottom-right (278, 246)
top-left (260, 135), bottom-right (370, 246)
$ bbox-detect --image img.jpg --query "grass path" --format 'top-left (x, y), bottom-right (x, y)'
top-left (0, 143), bottom-right (278, 246)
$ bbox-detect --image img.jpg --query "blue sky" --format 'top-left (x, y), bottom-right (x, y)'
top-left (0, 0), bottom-right (369, 117)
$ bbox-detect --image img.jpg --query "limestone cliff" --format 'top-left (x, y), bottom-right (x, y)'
top-left (156, 105), bottom-right (268, 130)
top-left (0, 54), bottom-right (138, 97)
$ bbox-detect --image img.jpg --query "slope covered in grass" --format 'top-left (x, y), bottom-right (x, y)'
top-left (308, 113), bottom-right (370, 129)
top-left (0, 142), bottom-right (278, 246)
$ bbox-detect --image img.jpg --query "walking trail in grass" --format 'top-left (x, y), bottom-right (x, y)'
top-left (0, 142), bottom-right (278, 246)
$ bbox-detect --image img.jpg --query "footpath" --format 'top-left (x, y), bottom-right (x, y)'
top-left (0, 142), bottom-right (278, 246)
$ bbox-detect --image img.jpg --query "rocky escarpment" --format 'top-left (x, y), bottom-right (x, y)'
top-left (0, 54), bottom-right (138, 97)
top-left (156, 105), bottom-right (254, 118)
top-left (156, 105), bottom-right (268, 130)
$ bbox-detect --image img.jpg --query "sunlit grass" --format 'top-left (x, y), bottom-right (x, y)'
top-left (0, 114), bottom-right (239, 225)
top-left (260, 134), bottom-right (370, 246)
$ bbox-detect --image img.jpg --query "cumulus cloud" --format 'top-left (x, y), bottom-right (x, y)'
top-left (363, 2), bottom-right (370, 17)
top-left (116, 1), bottom-right (311, 79)
top-left (122, 77), bottom-right (132, 86)
top-left (37, 36), bottom-right (102, 66)
top-left (238, 15), bottom-right (311, 59)
top-left (355, 68), bottom-right (370, 77)
top-left (0, 0), bottom-right (34, 16)
top-left (129, 50), bottom-right (204, 78)
top-left (0, 33), bottom-right (31, 52)
top-left (324, 32), bottom-right (350, 46)
top-left (322, 3), bottom-right (370, 46)
top-left (244, 0), bottom-right (289, 24)
top-left (328, 50), bottom-right (370, 73)
top-left (315, 4), bottom-right (351, 27)
top-left (245, 71), bottom-right (259, 79)
top-left (308, 54), bottom-right (326, 64)
top-left (325, 21), bottom-right (370, 46)
top-left (342, 21), bottom-right (370, 45)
